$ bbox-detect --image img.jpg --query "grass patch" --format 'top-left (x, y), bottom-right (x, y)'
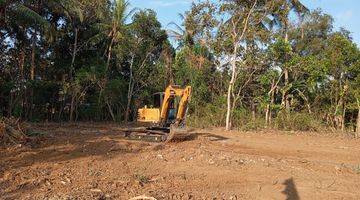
top-left (134, 174), bottom-right (150, 185)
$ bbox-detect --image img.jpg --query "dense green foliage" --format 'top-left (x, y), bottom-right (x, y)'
top-left (0, 0), bottom-right (359, 133)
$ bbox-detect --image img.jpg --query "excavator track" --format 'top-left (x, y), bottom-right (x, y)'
top-left (120, 126), bottom-right (191, 143)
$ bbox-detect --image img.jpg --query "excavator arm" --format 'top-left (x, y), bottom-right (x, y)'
top-left (160, 85), bottom-right (192, 127)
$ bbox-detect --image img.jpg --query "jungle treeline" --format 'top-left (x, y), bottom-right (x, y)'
top-left (0, 0), bottom-right (359, 134)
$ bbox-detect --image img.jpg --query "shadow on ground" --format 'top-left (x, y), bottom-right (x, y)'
top-left (184, 129), bottom-right (229, 142)
top-left (0, 124), bottom-right (146, 170)
top-left (282, 178), bottom-right (300, 200)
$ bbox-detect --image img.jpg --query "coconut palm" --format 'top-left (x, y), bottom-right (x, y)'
top-left (93, 0), bottom-right (137, 72)
top-left (269, 0), bottom-right (309, 111)
top-left (1, 0), bottom-right (51, 80)
top-left (270, 0), bottom-right (309, 40)
top-left (167, 14), bottom-right (195, 49)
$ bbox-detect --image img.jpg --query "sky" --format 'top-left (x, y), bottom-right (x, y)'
top-left (130, 0), bottom-right (360, 46)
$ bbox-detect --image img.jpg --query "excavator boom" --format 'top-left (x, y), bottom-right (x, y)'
top-left (160, 85), bottom-right (192, 126)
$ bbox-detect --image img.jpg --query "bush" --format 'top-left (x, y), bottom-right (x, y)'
top-left (187, 101), bottom-right (324, 132)
top-left (274, 112), bottom-right (323, 131)
top-left (187, 97), bottom-right (227, 128)
top-left (187, 102), bottom-right (268, 130)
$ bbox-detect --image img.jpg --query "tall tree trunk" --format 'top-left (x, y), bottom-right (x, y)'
top-left (266, 79), bottom-right (276, 126)
top-left (69, 28), bottom-right (78, 121)
top-left (284, 68), bottom-right (290, 111)
top-left (8, 93), bottom-right (14, 117)
top-left (19, 49), bottom-right (25, 80)
top-left (265, 104), bottom-right (270, 126)
top-left (70, 28), bottom-right (78, 81)
top-left (341, 106), bottom-right (346, 132)
top-left (226, 47), bottom-right (237, 131)
top-left (106, 100), bottom-right (116, 122)
top-left (225, 0), bottom-right (256, 131)
top-left (283, 31), bottom-right (291, 112)
top-left (251, 101), bottom-right (256, 121)
top-left (18, 48), bottom-right (25, 118)
top-left (30, 31), bottom-right (36, 81)
top-left (106, 36), bottom-right (115, 72)
top-left (164, 49), bottom-right (174, 85)
top-left (297, 89), bottom-right (312, 114)
top-left (125, 55), bottom-right (135, 122)
top-left (28, 30), bottom-right (37, 120)
top-left (69, 94), bottom-right (76, 122)
top-left (58, 74), bottom-right (66, 121)
top-left (125, 81), bottom-right (134, 122)
top-left (334, 83), bottom-right (347, 130)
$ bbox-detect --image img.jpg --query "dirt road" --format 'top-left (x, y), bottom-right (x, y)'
top-left (1, 124), bottom-right (360, 199)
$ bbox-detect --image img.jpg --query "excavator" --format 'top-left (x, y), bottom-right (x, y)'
top-left (122, 85), bottom-right (192, 142)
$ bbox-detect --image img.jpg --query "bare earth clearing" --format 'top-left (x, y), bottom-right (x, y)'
top-left (1, 123), bottom-right (360, 200)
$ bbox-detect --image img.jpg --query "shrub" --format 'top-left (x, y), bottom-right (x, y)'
top-left (274, 111), bottom-right (323, 131)
top-left (187, 97), bottom-right (227, 128)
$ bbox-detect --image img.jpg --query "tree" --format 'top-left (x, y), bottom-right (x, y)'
top-left (270, 0), bottom-right (309, 112)
top-left (115, 9), bottom-right (168, 122)
top-left (323, 32), bottom-right (360, 130)
top-left (93, 0), bottom-right (136, 72)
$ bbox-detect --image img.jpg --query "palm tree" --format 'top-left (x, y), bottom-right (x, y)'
top-left (270, 0), bottom-right (309, 112)
top-left (1, 0), bottom-right (52, 118)
top-left (87, 0), bottom-right (137, 122)
top-left (167, 13), bottom-right (213, 70)
top-left (54, 0), bottom-right (84, 81)
top-left (167, 14), bottom-right (195, 49)
top-left (1, 0), bottom-right (50, 80)
top-left (271, 0), bottom-right (308, 40)
top-left (95, 0), bottom-right (137, 72)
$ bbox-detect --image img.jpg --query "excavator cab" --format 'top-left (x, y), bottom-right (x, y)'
top-left (153, 92), bottom-right (176, 123)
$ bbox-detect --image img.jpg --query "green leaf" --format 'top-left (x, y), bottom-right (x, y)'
top-left (13, 3), bottom-right (50, 29)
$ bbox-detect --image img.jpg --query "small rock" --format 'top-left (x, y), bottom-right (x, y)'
top-left (272, 180), bottom-right (278, 185)
top-left (300, 159), bottom-right (308, 164)
top-left (208, 159), bottom-right (215, 165)
top-left (90, 188), bottom-right (103, 193)
top-left (335, 166), bottom-right (341, 171)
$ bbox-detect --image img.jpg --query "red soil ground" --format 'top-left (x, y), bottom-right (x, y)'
top-left (1, 123), bottom-right (359, 199)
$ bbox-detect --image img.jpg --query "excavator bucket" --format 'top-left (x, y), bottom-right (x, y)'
top-left (166, 126), bottom-right (192, 142)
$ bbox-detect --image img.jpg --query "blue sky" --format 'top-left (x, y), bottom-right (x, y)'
top-left (130, 0), bottom-right (360, 46)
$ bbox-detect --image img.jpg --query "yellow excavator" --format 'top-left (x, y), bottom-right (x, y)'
top-left (123, 85), bottom-right (192, 142)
